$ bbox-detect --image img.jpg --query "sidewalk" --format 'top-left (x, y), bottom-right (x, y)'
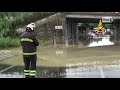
top-left (0, 50), bottom-right (15, 61)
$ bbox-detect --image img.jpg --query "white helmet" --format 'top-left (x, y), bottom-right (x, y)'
top-left (26, 23), bottom-right (35, 31)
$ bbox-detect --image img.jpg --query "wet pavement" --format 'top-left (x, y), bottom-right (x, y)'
top-left (65, 64), bottom-right (120, 78)
top-left (0, 64), bottom-right (120, 78)
top-left (0, 54), bottom-right (15, 61)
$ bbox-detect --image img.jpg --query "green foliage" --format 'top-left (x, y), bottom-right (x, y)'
top-left (0, 12), bottom-right (56, 38)
top-left (39, 36), bottom-right (50, 46)
top-left (0, 37), bottom-right (20, 48)
top-left (0, 12), bottom-right (56, 48)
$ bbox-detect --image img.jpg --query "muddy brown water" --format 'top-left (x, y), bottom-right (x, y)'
top-left (1, 35), bottom-right (120, 78)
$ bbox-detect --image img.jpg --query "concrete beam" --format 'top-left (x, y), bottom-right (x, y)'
top-left (66, 14), bottom-right (120, 19)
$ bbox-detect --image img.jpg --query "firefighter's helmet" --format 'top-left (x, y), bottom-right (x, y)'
top-left (26, 23), bottom-right (36, 31)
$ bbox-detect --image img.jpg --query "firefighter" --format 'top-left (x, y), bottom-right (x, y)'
top-left (20, 23), bottom-right (39, 78)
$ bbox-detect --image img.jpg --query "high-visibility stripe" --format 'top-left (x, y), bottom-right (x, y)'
top-left (24, 70), bottom-right (30, 76)
top-left (30, 70), bottom-right (36, 73)
top-left (24, 70), bottom-right (30, 72)
top-left (25, 73), bottom-right (30, 75)
top-left (30, 70), bottom-right (36, 76)
top-left (21, 38), bottom-right (33, 42)
top-left (30, 74), bottom-right (36, 76)
top-left (23, 52), bottom-right (37, 55)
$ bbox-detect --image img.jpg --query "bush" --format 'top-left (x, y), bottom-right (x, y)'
top-left (0, 12), bottom-right (56, 38)
top-left (0, 37), bottom-right (20, 48)
top-left (39, 36), bottom-right (50, 46)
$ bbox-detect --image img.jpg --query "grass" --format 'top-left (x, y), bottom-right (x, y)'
top-left (0, 37), bottom-right (20, 48)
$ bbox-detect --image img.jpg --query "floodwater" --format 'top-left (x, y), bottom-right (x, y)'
top-left (1, 64), bottom-right (120, 78)
top-left (0, 35), bottom-right (120, 78)
top-left (77, 35), bottom-right (115, 48)
top-left (87, 36), bottom-right (114, 47)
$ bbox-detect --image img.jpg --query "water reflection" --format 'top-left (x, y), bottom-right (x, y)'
top-left (87, 37), bottom-right (114, 47)
top-left (0, 64), bottom-right (67, 78)
top-left (78, 35), bottom-right (115, 47)
top-left (1, 63), bottom-right (120, 78)
top-left (0, 72), bottom-right (23, 78)
top-left (37, 67), bottom-right (66, 78)
top-left (0, 64), bottom-right (24, 78)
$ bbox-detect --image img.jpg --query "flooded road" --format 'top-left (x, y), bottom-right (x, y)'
top-left (87, 36), bottom-right (114, 47)
top-left (77, 35), bottom-right (115, 48)
top-left (0, 36), bottom-right (120, 78)
top-left (0, 63), bottom-right (120, 78)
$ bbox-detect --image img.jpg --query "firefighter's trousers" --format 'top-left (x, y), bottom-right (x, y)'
top-left (23, 55), bottom-right (37, 78)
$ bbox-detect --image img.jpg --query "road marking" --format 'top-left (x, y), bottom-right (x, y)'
top-left (0, 65), bottom-right (15, 73)
top-left (99, 66), bottom-right (105, 78)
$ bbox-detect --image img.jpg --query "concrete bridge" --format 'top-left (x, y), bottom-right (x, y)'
top-left (62, 12), bottom-right (120, 47)
top-left (16, 12), bottom-right (120, 47)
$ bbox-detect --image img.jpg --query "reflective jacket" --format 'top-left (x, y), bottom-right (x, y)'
top-left (20, 31), bottom-right (39, 56)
